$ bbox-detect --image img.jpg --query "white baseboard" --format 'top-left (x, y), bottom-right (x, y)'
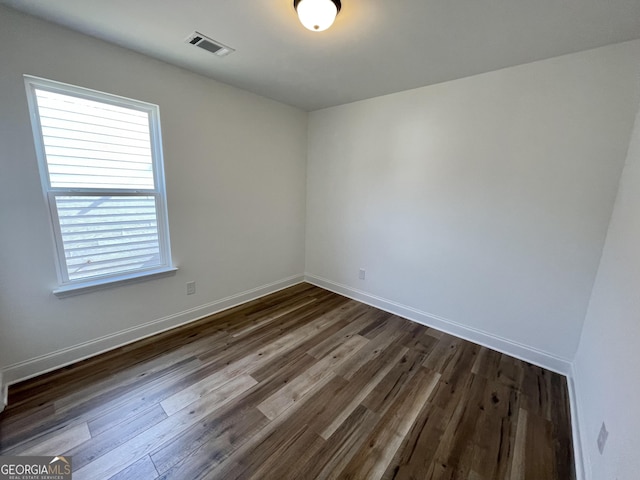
top-left (0, 274), bottom-right (305, 393)
top-left (568, 363), bottom-right (590, 480)
top-left (305, 274), bottom-right (573, 375)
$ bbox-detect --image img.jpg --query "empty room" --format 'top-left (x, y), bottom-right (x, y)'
top-left (1, 1), bottom-right (639, 479)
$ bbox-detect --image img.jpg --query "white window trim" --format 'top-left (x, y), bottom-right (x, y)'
top-left (52, 266), bottom-right (178, 298)
top-left (24, 75), bottom-right (176, 296)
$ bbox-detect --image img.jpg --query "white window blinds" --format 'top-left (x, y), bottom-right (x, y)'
top-left (35, 89), bottom-right (155, 189)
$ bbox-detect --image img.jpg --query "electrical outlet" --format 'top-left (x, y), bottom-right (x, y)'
top-left (597, 422), bottom-right (608, 455)
top-left (186, 281), bottom-right (196, 295)
top-left (359, 268), bottom-right (366, 280)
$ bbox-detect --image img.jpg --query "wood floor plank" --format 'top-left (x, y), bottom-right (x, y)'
top-left (3, 355), bottom-right (205, 451)
top-left (0, 284), bottom-right (575, 480)
top-left (361, 348), bottom-right (427, 413)
top-left (424, 373), bottom-right (488, 480)
top-left (196, 292), bottom-right (349, 366)
top-left (511, 408), bottom-right (528, 480)
top-left (257, 334), bottom-right (368, 420)
top-left (521, 363), bottom-right (553, 420)
top-left (192, 380), bottom-right (344, 480)
top-left (231, 297), bottom-right (318, 338)
top-left (333, 320), bottom-right (409, 381)
top-left (158, 303), bottom-right (351, 420)
top-left (0, 404), bottom-right (55, 452)
top-left (400, 325), bottom-right (439, 354)
top-left (148, 352), bottom-right (318, 476)
top-left (337, 367), bottom-right (441, 479)
top-left (204, 372), bottom-right (375, 480)
top-left (319, 343), bottom-right (409, 439)
top-left (107, 455), bottom-right (158, 480)
top-left (355, 309), bottom-right (394, 339)
top-left (108, 455), bottom-right (159, 480)
top-left (496, 354), bottom-right (525, 390)
top-left (249, 316), bottom-right (351, 383)
top-left (306, 303), bottom-right (375, 359)
top-left (68, 404), bottom-right (167, 470)
top-left (219, 423), bottom-right (317, 480)
top-left (468, 471), bottom-right (486, 480)
top-left (248, 426), bottom-right (324, 480)
top-left (84, 357), bottom-right (205, 437)
top-left (299, 404), bottom-right (380, 480)
top-left (380, 403), bottom-right (447, 480)
top-left (524, 410), bottom-right (556, 480)
top-left (160, 374), bottom-right (257, 416)
top-left (471, 384), bottom-right (521, 480)
top-left (151, 406), bottom-right (269, 479)
top-left (471, 347), bottom-right (502, 379)
top-left (73, 373), bottom-right (257, 480)
top-left (8, 422), bottom-right (91, 456)
top-left (52, 350), bottom-right (205, 414)
top-left (422, 334), bottom-right (464, 373)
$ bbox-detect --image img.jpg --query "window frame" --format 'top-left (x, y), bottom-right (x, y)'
top-left (24, 75), bottom-right (176, 297)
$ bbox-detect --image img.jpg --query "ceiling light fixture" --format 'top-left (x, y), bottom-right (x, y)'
top-left (294, 0), bottom-right (341, 32)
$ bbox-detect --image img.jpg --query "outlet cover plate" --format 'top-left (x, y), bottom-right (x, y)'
top-left (597, 422), bottom-right (608, 454)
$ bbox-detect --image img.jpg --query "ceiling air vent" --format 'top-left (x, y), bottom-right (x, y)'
top-left (185, 31), bottom-right (234, 57)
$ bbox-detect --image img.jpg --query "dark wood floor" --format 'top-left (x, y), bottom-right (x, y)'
top-left (0, 283), bottom-right (575, 480)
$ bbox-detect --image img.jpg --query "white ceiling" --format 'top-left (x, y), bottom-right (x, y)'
top-left (2, 0), bottom-right (640, 111)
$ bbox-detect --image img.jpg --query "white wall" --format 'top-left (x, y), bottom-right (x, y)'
top-left (0, 6), bottom-right (307, 379)
top-left (306, 40), bottom-right (640, 364)
top-left (573, 98), bottom-right (640, 480)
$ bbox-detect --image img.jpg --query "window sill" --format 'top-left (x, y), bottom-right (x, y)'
top-left (53, 267), bottom-right (178, 298)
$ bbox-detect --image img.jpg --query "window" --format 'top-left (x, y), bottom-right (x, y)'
top-left (25, 76), bottom-right (175, 296)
